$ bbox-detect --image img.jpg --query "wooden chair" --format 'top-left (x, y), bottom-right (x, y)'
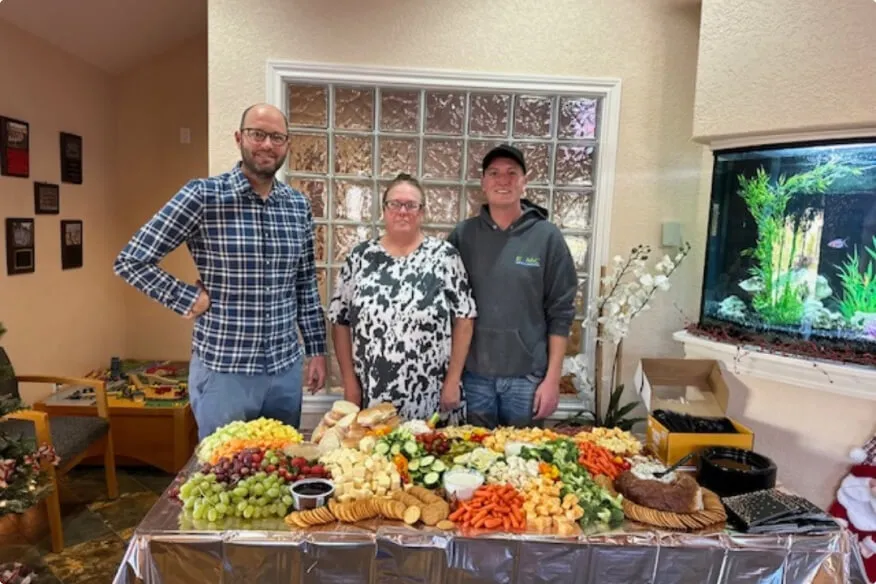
top-left (0, 347), bottom-right (118, 552)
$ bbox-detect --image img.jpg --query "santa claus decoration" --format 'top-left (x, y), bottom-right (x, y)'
top-left (828, 434), bottom-right (876, 583)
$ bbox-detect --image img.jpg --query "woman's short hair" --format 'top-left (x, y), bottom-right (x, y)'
top-left (382, 173), bottom-right (426, 207)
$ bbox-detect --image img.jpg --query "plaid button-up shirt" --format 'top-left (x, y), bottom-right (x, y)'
top-left (114, 164), bottom-right (326, 375)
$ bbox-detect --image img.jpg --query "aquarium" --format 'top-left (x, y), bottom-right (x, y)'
top-left (699, 137), bottom-right (876, 364)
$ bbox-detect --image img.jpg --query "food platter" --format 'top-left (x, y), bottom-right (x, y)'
top-left (167, 399), bottom-right (740, 539)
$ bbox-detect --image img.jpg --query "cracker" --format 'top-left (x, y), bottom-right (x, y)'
top-left (392, 490), bottom-right (423, 508)
top-left (403, 505), bottom-right (421, 525)
top-left (408, 486), bottom-right (443, 505)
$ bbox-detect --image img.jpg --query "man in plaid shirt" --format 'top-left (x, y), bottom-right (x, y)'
top-left (114, 103), bottom-right (326, 439)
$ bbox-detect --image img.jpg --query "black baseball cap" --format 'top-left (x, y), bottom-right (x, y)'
top-left (482, 144), bottom-right (526, 175)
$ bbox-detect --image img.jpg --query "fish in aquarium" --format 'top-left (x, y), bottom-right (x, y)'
top-left (700, 138), bottom-right (876, 357)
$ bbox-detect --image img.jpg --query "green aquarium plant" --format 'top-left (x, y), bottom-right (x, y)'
top-left (835, 236), bottom-right (876, 319)
top-left (737, 159), bottom-right (858, 325)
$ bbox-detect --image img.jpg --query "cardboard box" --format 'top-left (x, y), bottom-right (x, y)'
top-left (634, 358), bottom-right (754, 465)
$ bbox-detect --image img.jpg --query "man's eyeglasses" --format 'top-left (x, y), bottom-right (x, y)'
top-left (241, 128), bottom-right (289, 146)
top-left (384, 200), bottom-right (423, 212)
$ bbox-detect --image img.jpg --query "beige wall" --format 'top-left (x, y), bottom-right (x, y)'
top-left (114, 34), bottom-right (209, 361)
top-left (0, 24), bottom-right (208, 403)
top-left (207, 0), bottom-right (708, 391)
top-left (694, 0), bottom-right (876, 143)
top-left (0, 20), bottom-right (126, 403)
top-left (736, 375), bottom-right (876, 508)
top-left (690, 0), bottom-right (876, 506)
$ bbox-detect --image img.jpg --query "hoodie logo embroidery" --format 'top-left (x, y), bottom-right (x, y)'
top-left (515, 255), bottom-right (540, 267)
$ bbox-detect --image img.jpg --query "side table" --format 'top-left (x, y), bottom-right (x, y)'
top-left (33, 396), bottom-right (198, 474)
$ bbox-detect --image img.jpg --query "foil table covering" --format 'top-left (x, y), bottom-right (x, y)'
top-left (113, 459), bottom-right (869, 584)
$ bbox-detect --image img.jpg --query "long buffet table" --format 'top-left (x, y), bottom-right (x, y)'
top-left (113, 457), bottom-right (868, 584)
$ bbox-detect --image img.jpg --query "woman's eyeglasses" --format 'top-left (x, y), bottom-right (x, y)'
top-left (384, 200), bottom-right (423, 212)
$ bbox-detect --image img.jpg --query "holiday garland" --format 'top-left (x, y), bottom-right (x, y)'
top-left (0, 322), bottom-right (60, 517)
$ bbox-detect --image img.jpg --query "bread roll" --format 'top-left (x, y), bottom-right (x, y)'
top-left (341, 436), bottom-right (362, 449)
top-left (336, 412), bottom-right (357, 429)
top-left (332, 400), bottom-right (360, 417)
top-left (311, 420), bottom-right (329, 443)
top-left (375, 402), bottom-right (396, 416)
top-left (356, 407), bottom-right (385, 427)
top-left (357, 402), bottom-right (398, 427)
top-left (319, 427), bottom-right (343, 451)
top-left (345, 423), bottom-right (367, 441)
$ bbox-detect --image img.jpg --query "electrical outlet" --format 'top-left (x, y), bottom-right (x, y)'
top-left (661, 221), bottom-right (683, 248)
top-left (179, 128), bottom-right (191, 144)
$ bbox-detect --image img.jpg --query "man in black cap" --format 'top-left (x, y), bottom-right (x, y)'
top-left (447, 144), bottom-right (577, 428)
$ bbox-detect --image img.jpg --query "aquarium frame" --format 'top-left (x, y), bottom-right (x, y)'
top-left (266, 60), bottom-right (624, 399)
top-left (701, 127), bottom-right (876, 152)
top-left (699, 134), bottom-right (876, 362)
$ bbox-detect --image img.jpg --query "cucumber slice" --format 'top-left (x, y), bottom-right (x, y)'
top-left (408, 459), bottom-right (420, 471)
top-left (423, 472), bottom-right (439, 486)
top-left (375, 442), bottom-right (390, 455)
top-left (391, 443), bottom-right (401, 455)
top-left (431, 460), bottom-right (446, 472)
top-left (404, 441), bottom-right (419, 456)
top-left (420, 455), bottom-right (435, 466)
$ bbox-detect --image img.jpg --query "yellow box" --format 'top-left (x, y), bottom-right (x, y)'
top-left (634, 358), bottom-right (754, 466)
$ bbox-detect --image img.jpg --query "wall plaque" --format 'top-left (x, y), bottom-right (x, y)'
top-left (60, 132), bottom-right (83, 184)
top-left (0, 117), bottom-right (30, 178)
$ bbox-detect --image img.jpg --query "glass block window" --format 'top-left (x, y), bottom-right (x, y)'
top-left (279, 72), bottom-right (614, 393)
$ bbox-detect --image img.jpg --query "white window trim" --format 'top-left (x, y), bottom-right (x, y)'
top-left (266, 60), bottom-right (623, 397)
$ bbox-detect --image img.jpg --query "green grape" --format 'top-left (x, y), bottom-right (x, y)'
top-left (207, 508), bottom-right (218, 522)
top-left (219, 492), bottom-right (230, 505)
top-left (193, 506), bottom-right (206, 520)
top-left (252, 483), bottom-right (265, 496)
top-left (266, 487), bottom-right (280, 499)
top-left (243, 505), bottom-right (254, 519)
top-left (282, 495), bottom-right (293, 506)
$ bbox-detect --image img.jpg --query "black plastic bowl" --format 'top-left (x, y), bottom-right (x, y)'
top-left (696, 447), bottom-right (777, 498)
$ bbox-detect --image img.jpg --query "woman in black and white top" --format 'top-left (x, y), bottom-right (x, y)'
top-left (328, 174), bottom-right (477, 425)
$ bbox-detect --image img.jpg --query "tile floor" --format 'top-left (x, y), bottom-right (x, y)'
top-left (0, 465), bottom-right (174, 584)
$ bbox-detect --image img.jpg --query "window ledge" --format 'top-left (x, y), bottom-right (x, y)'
top-left (673, 330), bottom-right (876, 401)
top-left (303, 391), bottom-right (591, 420)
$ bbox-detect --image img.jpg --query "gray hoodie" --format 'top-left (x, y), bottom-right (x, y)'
top-left (447, 200), bottom-right (578, 377)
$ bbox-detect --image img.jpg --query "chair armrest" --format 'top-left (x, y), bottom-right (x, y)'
top-left (3, 408), bottom-right (53, 447)
top-left (16, 375), bottom-right (110, 418)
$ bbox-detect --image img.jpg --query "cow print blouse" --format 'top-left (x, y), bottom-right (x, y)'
top-left (328, 236), bottom-right (477, 424)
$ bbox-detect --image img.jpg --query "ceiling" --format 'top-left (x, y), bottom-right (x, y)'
top-left (0, 0), bottom-right (205, 75)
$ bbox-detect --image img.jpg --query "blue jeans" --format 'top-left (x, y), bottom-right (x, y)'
top-left (462, 370), bottom-right (544, 429)
top-left (188, 353), bottom-right (304, 440)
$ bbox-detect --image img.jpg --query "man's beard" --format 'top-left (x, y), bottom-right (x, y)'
top-left (241, 148), bottom-right (286, 180)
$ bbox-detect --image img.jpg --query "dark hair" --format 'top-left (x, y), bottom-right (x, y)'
top-left (382, 173), bottom-right (426, 207)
